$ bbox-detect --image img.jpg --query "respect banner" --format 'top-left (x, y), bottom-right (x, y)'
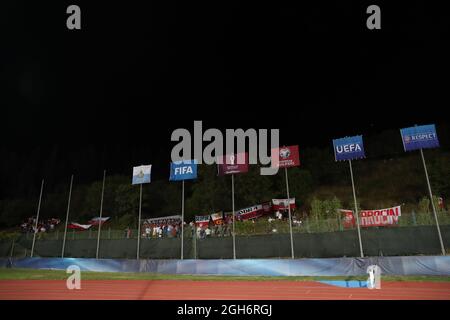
top-left (400, 124), bottom-right (440, 151)
top-left (360, 206), bottom-right (401, 227)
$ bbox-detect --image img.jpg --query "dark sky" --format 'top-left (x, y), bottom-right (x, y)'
top-left (2, 1), bottom-right (450, 195)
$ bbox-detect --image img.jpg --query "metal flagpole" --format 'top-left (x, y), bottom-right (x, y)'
top-left (349, 160), bottom-right (364, 258)
top-left (181, 180), bottom-right (185, 259)
top-left (31, 179), bottom-right (44, 258)
top-left (232, 174), bottom-right (236, 259)
top-left (96, 170), bottom-right (106, 259)
top-left (420, 148), bottom-right (446, 255)
top-left (61, 175), bottom-right (74, 258)
top-left (285, 167), bottom-right (295, 259)
top-left (137, 183), bottom-right (143, 260)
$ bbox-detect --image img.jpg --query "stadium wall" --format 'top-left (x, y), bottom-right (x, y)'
top-left (1, 225), bottom-right (449, 259)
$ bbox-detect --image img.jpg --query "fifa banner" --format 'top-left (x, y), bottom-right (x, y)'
top-left (195, 215), bottom-right (210, 227)
top-left (132, 165), bottom-right (152, 185)
top-left (217, 152), bottom-right (249, 175)
top-left (271, 145), bottom-right (300, 168)
top-left (340, 209), bottom-right (356, 229)
top-left (170, 160), bottom-right (198, 181)
top-left (211, 212), bottom-right (224, 225)
top-left (360, 206), bottom-right (401, 227)
top-left (333, 135), bottom-right (365, 161)
top-left (143, 215), bottom-right (181, 224)
top-left (400, 124), bottom-right (440, 152)
top-left (272, 198), bottom-right (296, 211)
top-left (88, 217), bottom-right (110, 226)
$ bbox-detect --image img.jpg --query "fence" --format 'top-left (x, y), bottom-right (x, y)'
top-left (2, 225), bottom-right (449, 259)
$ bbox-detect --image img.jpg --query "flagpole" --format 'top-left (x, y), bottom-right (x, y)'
top-left (96, 170), bottom-right (106, 259)
top-left (232, 174), bottom-right (236, 259)
top-left (181, 180), bottom-right (185, 259)
top-left (30, 179), bottom-right (44, 258)
top-left (420, 148), bottom-right (446, 255)
top-left (349, 160), bottom-right (364, 258)
top-left (285, 167), bottom-right (295, 259)
top-left (137, 183), bottom-right (143, 260)
top-left (61, 175), bottom-right (74, 258)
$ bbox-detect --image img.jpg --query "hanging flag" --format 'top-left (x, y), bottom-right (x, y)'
top-left (333, 136), bottom-right (365, 161)
top-left (143, 215), bottom-right (182, 225)
top-left (132, 165), bottom-right (152, 185)
top-left (400, 124), bottom-right (440, 151)
top-left (360, 206), bottom-right (401, 227)
top-left (170, 160), bottom-right (198, 181)
top-left (340, 209), bottom-right (356, 229)
top-left (271, 145), bottom-right (300, 168)
top-left (210, 212), bottom-right (224, 225)
top-left (217, 152), bottom-right (249, 175)
top-left (195, 215), bottom-right (210, 227)
top-left (88, 217), bottom-right (110, 226)
top-left (236, 205), bottom-right (265, 221)
top-left (67, 223), bottom-right (92, 230)
top-left (272, 198), bottom-right (296, 211)
top-left (262, 201), bottom-right (273, 214)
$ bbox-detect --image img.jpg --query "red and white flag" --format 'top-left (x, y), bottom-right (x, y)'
top-left (67, 223), bottom-right (92, 230)
top-left (360, 206), bottom-right (401, 227)
top-left (195, 215), bottom-right (210, 228)
top-left (210, 212), bottom-right (224, 225)
top-left (88, 217), bottom-right (110, 226)
top-left (272, 198), bottom-right (296, 211)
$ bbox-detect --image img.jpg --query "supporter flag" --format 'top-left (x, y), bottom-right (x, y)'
top-left (340, 209), bottom-right (355, 229)
top-left (67, 223), bottom-right (92, 230)
top-left (217, 152), bottom-right (249, 175)
top-left (88, 217), bottom-right (110, 226)
top-left (170, 160), bottom-right (198, 181)
top-left (360, 206), bottom-right (401, 227)
top-left (272, 198), bottom-right (296, 211)
top-left (195, 215), bottom-right (210, 228)
top-left (211, 212), bottom-right (224, 225)
top-left (400, 124), bottom-right (440, 151)
top-left (132, 165), bottom-right (152, 184)
top-left (271, 145), bottom-right (300, 168)
top-left (236, 205), bottom-right (265, 221)
top-left (333, 136), bottom-right (365, 161)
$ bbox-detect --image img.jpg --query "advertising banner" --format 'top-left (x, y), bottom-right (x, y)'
top-left (271, 145), bottom-right (300, 168)
top-left (169, 160), bottom-right (198, 181)
top-left (132, 165), bottom-right (152, 185)
top-left (333, 136), bottom-right (365, 161)
top-left (400, 124), bottom-right (440, 151)
top-left (217, 152), bottom-right (249, 175)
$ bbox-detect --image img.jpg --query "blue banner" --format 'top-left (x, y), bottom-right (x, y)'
top-left (333, 136), bottom-right (365, 161)
top-left (400, 124), bottom-right (440, 151)
top-left (170, 160), bottom-right (198, 181)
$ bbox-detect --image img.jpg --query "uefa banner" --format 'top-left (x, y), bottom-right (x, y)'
top-left (132, 165), bottom-right (152, 185)
top-left (271, 145), bottom-right (300, 168)
top-left (333, 135), bottom-right (365, 161)
top-left (272, 198), bottom-right (296, 211)
top-left (217, 152), bottom-right (249, 175)
top-left (400, 124), bottom-right (440, 151)
top-left (169, 160), bottom-right (198, 181)
top-left (360, 206), bottom-right (401, 227)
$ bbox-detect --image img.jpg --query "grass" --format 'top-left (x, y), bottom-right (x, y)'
top-left (0, 268), bottom-right (449, 282)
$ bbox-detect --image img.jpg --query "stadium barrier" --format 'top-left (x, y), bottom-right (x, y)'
top-left (1, 225), bottom-right (449, 259)
top-left (1, 255), bottom-right (450, 276)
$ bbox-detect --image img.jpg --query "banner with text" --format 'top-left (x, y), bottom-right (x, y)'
top-left (170, 160), bottom-right (198, 181)
top-left (271, 145), bottom-right (300, 168)
top-left (217, 152), bottom-right (249, 175)
top-left (400, 124), bottom-right (440, 151)
top-left (333, 136), bottom-right (365, 161)
top-left (360, 205), bottom-right (401, 227)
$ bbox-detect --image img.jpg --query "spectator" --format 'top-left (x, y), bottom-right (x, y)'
top-left (145, 226), bottom-right (151, 238)
top-left (205, 227), bottom-right (211, 237)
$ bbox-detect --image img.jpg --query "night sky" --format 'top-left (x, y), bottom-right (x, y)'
top-left (2, 1), bottom-right (449, 196)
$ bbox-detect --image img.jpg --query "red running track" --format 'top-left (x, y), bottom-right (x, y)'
top-left (1, 280), bottom-right (450, 300)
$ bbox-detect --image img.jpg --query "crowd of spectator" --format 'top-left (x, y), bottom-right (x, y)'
top-left (140, 220), bottom-right (182, 238)
top-left (20, 217), bottom-right (61, 234)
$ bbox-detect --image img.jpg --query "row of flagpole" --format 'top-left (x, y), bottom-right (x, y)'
top-left (28, 124), bottom-right (447, 259)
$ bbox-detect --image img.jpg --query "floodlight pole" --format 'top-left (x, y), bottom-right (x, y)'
top-left (420, 148), bottom-right (446, 255)
top-left (30, 179), bottom-right (44, 258)
top-left (349, 160), bottom-right (364, 258)
top-left (181, 180), bottom-right (185, 259)
top-left (61, 175), bottom-right (74, 258)
top-left (284, 168), bottom-right (295, 259)
top-left (232, 174), bottom-right (236, 259)
top-left (96, 170), bottom-right (106, 259)
top-left (137, 183), bottom-right (143, 260)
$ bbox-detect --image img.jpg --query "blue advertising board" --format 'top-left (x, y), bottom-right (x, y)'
top-left (400, 124), bottom-right (440, 152)
top-left (333, 136), bottom-right (365, 161)
top-left (170, 160), bottom-right (198, 181)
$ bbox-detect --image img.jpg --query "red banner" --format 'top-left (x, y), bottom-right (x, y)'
top-left (217, 152), bottom-right (249, 175)
top-left (340, 209), bottom-right (355, 229)
top-left (272, 198), bottom-right (296, 211)
top-left (271, 145), bottom-right (300, 168)
top-left (360, 206), bottom-right (401, 227)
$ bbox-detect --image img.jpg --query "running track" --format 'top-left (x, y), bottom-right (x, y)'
top-left (1, 280), bottom-right (450, 300)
